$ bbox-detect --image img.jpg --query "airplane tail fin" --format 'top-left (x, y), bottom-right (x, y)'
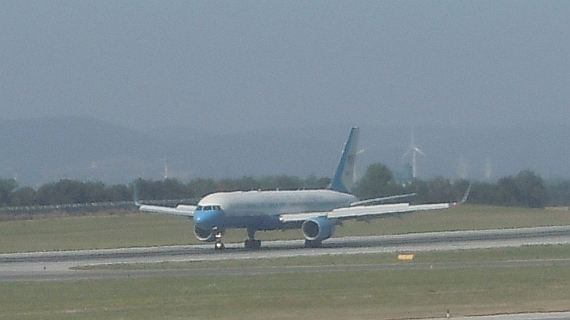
top-left (329, 127), bottom-right (359, 193)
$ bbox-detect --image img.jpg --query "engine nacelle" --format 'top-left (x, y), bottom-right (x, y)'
top-left (301, 217), bottom-right (335, 242)
top-left (194, 226), bottom-right (216, 242)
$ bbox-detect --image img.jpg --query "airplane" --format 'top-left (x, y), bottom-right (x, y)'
top-left (137, 127), bottom-right (467, 250)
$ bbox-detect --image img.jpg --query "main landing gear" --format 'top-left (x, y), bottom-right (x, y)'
top-left (304, 240), bottom-right (322, 248)
top-left (244, 227), bottom-right (261, 250)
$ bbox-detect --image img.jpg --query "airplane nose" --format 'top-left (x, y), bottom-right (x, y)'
top-left (193, 210), bottom-right (225, 228)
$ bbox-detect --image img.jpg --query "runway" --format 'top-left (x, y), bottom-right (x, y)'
top-left (2, 225), bottom-right (570, 282)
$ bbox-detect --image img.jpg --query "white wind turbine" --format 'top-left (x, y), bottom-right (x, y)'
top-left (402, 128), bottom-right (425, 179)
top-left (162, 158), bottom-right (170, 180)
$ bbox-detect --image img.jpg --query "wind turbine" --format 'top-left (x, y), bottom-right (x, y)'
top-left (162, 158), bottom-right (170, 180)
top-left (13, 163), bottom-right (19, 182)
top-left (402, 128), bottom-right (425, 179)
top-left (90, 160), bottom-right (99, 181)
top-left (485, 156), bottom-right (493, 181)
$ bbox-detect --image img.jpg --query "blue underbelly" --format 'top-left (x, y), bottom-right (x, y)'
top-left (222, 214), bottom-right (299, 231)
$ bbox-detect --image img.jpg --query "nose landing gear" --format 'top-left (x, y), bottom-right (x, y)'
top-left (211, 227), bottom-right (263, 250)
top-left (214, 229), bottom-right (225, 251)
top-left (214, 241), bottom-right (225, 250)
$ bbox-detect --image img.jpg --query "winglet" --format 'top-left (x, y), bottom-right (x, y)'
top-left (451, 182), bottom-right (472, 206)
top-left (458, 182), bottom-right (471, 205)
top-left (329, 127), bottom-right (359, 193)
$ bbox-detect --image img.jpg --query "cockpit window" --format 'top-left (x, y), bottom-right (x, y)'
top-left (196, 205), bottom-right (222, 211)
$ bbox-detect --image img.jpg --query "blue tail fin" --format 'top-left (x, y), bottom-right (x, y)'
top-left (329, 127), bottom-right (359, 193)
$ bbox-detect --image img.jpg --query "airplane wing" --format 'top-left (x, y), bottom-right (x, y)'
top-left (349, 193), bottom-right (416, 206)
top-left (280, 184), bottom-right (470, 223)
top-left (279, 202), bottom-right (452, 223)
top-left (138, 204), bottom-right (196, 217)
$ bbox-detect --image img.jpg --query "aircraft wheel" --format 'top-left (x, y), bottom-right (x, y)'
top-left (304, 240), bottom-right (322, 248)
top-left (245, 239), bottom-right (261, 250)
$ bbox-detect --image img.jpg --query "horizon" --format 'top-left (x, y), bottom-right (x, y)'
top-left (1, 116), bottom-right (570, 187)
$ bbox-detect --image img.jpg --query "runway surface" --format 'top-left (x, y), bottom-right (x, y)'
top-left (2, 225), bottom-right (570, 282)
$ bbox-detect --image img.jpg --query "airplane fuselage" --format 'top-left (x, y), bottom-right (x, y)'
top-left (194, 189), bottom-right (358, 231)
top-left (200, 189), bottom-right (357, 216)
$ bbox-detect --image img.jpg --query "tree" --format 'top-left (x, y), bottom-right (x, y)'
top-left (353, 163), bottom-right (398, 200)
top-left (547, 180), bottom-right (570, 207)
top-left (35, 179), bottom-right (90, 205)
top-left (104, 184), bottom-right (132, 202)
top-left (484, 171), bottom-right (547, 208)
top-left (8, 187), bottom-right (36, 206)
top-left (407, 179), bottom-right (429, 203)
top-left (83, 181), bottom-right (107, 202)
top-left (303, 175), bottom-right (330, 190)
top-left (161, 179), bottom-right (190, 199)
top-left (188, 178), bottom-right (216, 198)
top-left (426, 177), bottom-right (454, 203)
top-left (467, 182), bottom-right (495, 205)
top-left (513, 170), bottom-right (547, 208)
top-left (0, 179), bottom-right (17, 206)
top-left (495, 176), bottom-right (519, 207)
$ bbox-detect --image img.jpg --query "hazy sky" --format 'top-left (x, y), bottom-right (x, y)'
top-left (1, 1), bottom-right (569, 133)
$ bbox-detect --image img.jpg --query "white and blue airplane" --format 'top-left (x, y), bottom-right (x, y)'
top-left (138, 127), bottom-right (464, 250)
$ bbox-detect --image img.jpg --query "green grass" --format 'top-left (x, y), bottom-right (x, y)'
top-left (334, 204), bottom-right (570, 236)
top-left (76, 244), bottom-right (570, 271)
top-left (0, 205), bottom-right (568, 253)
top-left (0, 213), bottom-right (193, 253)
top-left (2, 254), bottom-right (570, 319)
top-left (2, 206), bottom-right (570, 319)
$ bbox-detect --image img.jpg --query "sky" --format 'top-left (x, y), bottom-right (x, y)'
top-left (1, 1), bottom-right (569, 134)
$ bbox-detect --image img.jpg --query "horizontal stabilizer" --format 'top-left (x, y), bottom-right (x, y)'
top-left (138, 204), bottom-right (196, 217)
top-left (349, 193), bottom-right (417, 206)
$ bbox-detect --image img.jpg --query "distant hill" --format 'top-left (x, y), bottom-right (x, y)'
top-left (0, 117), bottom-right (163, 186)
top-left (0, 117), bottom-right (342, 186)
top-left (1, 117), bottom-right (569, 186)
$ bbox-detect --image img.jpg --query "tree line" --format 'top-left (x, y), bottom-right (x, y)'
top-left (0, 175), bottom-right (331, 209)
top-left (0, 163), bottom-right (568, 211)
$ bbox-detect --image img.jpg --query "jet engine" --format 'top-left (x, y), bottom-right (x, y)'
top-left (194, 226), bottom-right (216, 242)
top-left (301, 217), bottom-right (335, 243)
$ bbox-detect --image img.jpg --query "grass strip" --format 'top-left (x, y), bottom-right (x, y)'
top-left (73, 244), bottom-right (570, 271)
top-left (1, 264), bottom-right (570, 319)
